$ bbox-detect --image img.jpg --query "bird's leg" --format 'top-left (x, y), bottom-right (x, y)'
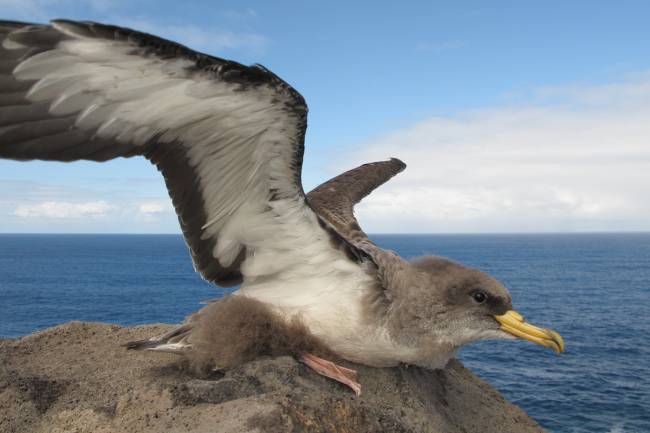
top-left (299, 353), bottom-right (361, 396)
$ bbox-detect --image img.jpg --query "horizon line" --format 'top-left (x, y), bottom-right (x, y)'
top-left (2, 231), bottom-right (649, 236)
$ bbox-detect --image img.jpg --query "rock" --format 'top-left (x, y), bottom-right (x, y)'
top-left (0, 322), bottom-right (546, 433)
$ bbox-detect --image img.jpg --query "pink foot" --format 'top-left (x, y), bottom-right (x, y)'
top-left (300, 353), bottom-right (361, 396)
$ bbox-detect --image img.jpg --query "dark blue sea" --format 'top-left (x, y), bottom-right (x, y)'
top-left (1, 233), bottom-right (648, 433)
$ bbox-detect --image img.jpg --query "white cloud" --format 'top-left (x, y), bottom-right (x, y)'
top-left (339, 73), bottom-right (650, 233)
top-left (0, 2), bottom-right (268, 55)
top-left (4, 189), bottom-right (177, 231)
top-left (15, 200), bottom-right (113, 219)
top-left (135, 200), bottom-right (174, 221)
top-left (0, 175), bottom-right (182, 232)
top-left (115, 18), bottom-right (269, 55)
top-left (533, 71), bottom-right (650, 106)
top-left (138, 201), bottom-right (166, 215)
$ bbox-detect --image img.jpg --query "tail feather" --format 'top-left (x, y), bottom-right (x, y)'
top-left (124, 324), bottom-right (193, 353)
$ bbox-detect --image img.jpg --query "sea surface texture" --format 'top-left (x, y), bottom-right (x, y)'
top-left (0, 233), bottom-right (648, 433)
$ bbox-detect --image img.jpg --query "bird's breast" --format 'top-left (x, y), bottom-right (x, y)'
top-left (236, 266), bottom-right (415, 367)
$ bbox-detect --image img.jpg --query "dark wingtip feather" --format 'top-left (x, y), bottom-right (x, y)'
top-left (389, 157), bottom-right (407, 171)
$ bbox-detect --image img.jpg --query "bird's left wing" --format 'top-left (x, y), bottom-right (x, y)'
top-left (307, 158), bottom-right (405, 248)
top-left (306, 158), bottom-right (410, 292)
top-left (0, 20), bottom-right (344, 287)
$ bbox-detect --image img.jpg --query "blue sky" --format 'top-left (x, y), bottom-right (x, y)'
top-left (2, 0), bottom-right (650, 233)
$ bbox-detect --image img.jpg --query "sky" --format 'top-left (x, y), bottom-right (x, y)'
top-left (1, 0), bottom-right (650, 233)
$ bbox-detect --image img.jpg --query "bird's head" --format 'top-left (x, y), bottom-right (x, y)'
top-left (390, 256), bottom-right (564, 362)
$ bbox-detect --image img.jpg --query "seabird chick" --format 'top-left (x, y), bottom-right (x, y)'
top-left (0, 19), bottom-right (564, 395)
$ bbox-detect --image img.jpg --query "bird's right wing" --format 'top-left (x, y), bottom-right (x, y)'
top-left (0, 19), bottom-right (409, 301)
top-left (0, 20), bottom-right (315, 287)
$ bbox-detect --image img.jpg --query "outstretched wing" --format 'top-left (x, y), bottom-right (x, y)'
top-left (307, 158), bottom-right (405, 253)
top-left (0, 20), bottom-right (312, 286)
top-left (306, 158), bottom-right (410, 294)
top-left (307, 158), bottom-right (405, 241)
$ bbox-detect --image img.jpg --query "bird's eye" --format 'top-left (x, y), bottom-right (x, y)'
top-left (472, 291), bottom-right (487, 304)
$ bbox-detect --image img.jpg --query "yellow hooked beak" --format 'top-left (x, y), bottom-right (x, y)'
top-left (495, 310), bottom-right (565, 354)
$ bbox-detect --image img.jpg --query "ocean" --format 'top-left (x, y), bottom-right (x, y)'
top-left (0, 233), bottom-right (648, 433)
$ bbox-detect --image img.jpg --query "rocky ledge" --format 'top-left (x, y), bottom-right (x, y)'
top-left (0, 322), bottom-right (545, 433)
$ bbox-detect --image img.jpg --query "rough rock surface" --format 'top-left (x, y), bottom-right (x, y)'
top-left (0, 322), bottom-right (546, 433)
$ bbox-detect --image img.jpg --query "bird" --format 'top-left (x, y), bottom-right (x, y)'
top-left (0, 19), bottom-right (564, 395)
